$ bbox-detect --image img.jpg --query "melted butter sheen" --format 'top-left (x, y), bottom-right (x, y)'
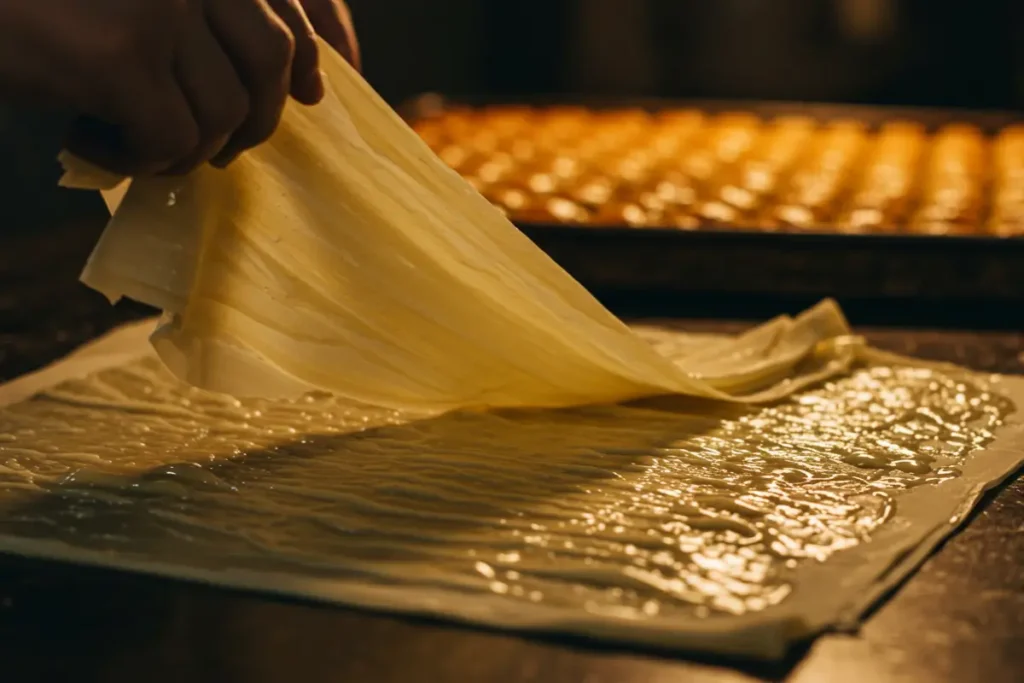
top-left (0, 340), bottom-right (1011, 621)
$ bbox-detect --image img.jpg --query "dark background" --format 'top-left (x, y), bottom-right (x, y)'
top-left (349, 0), bottom-right (1024, 107)
top-left (2, 0), bottom-right (1022, 231)
top-left (0, 8), bottom-right (1023, 680)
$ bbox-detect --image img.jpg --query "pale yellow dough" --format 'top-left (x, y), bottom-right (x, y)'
top-left (61, 41), bottom-right (857, 412)
top-left (0, 321), bottom-right (1022, 660)
top-left (39, 43), bottom-right (1024, 661)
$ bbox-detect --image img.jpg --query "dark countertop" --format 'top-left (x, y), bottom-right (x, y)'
top-left (0, 213), bottom-right (1021, 683)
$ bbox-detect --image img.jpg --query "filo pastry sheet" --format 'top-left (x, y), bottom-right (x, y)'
top-left (0, 322), bottom-right (1020, 659)
top-left (60, 39), bottom-right (858, 413)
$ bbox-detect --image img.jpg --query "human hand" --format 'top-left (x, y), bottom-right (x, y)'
top-left (297, 0), bottom-right (360, 73)
top-left (0, 0), bottom-right (359, 177)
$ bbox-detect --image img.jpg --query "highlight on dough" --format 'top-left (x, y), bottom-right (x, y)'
top-left (60, 39), bottom-right (864, 413)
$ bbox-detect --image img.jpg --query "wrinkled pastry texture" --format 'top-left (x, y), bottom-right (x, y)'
top-left (62, 41), bottom-right (857, 412)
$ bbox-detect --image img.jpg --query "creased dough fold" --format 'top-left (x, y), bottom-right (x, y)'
top-left (60, 41), bottom-right (859, 411)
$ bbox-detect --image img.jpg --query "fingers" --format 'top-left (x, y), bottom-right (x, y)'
top-left (301, 0), bottom-right (360, 70)
top-left (63, 0), bottom-right (353, 177)
top-left (66, 76), bottom-right (199, 177)
top-left (165, 9), bottom-right (251, 175)
top-left (267, 0), bottom-right (324, 105)
top-left (205, 0), bottom-right (295, 166)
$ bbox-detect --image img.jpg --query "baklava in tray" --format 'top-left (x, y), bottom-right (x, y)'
top-left (402, 97), bottom-right (1024, 311)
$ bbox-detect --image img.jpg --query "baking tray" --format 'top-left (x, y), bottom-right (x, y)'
top-left (401, 95), bottom-right (1024, 326)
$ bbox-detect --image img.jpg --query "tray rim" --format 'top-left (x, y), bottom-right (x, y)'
top-left (515, 223), bottom-right (1024, 250)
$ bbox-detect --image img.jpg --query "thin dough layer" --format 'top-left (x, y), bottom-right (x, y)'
top-left (61, 41), bottom-right (858, 412)
top-left (0, 322), bottom-right (1022, 660)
